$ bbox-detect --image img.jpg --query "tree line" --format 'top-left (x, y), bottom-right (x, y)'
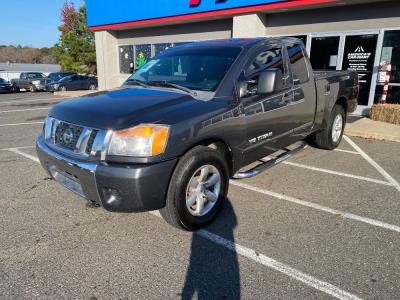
top-left (0, 45), bottom-right (57, 64)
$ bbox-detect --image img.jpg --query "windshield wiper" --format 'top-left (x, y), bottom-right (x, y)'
top-left (125, 79), bottom-right (149, 88)
top-left (148, 80), bottom-right (195, 95)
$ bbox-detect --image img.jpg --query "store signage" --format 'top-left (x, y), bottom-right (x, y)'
top-left (342, 34), bottom-right (378, 106)
top-left (189, 0), bottom-right (226, 6)
top-left (86, 0), bottom-right (338, 30)
top-left (347, 45), bottom-right (372, 72)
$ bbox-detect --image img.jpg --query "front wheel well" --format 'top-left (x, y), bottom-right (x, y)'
top-left (183, 139), bottom-right (234, 177)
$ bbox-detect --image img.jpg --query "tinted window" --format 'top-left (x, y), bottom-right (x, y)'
top-left (127, 47), bottom-right (241, 92)
top-left (287, 44), bottom-right (309, 84)
top-left (246, 47), bottom-right (288, 92)
top-left (28, 73), bottom-right (45, 79)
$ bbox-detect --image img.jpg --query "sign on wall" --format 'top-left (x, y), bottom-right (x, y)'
top-left (86, 0), bottom-right (336, 30)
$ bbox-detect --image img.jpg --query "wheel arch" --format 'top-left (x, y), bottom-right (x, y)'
top-left (181, 138), bottom-right (236, 177)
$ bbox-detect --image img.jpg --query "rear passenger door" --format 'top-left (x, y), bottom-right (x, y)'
top-left (68, 75), bottom-right (80, 90)
top-left (241, 46), bottom-right (296, 164)
top-left (286, 43), bottom-right (317, 137)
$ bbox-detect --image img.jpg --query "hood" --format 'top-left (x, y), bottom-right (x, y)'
top-left (49, 87), bottom-right (226, 130)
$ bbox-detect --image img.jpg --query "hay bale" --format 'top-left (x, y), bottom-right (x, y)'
top-left (370, 104), bottom-right (400, 125)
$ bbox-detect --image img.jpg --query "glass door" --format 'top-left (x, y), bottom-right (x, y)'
top-left (342, 34), bottom-right (379, 109)
top-left (310, 36), bottom-right (341, 70)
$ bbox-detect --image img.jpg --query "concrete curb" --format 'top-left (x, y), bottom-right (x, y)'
top-left (54, 90), bottom-right (98, 98)
top-left (345, 118), bottom-right (400, 143)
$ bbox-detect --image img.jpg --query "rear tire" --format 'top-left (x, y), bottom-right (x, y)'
top-left (89, 84), bottom-right (96, 90)
top-left (160, 146), bottom-right (229, 231)
top-left (311, 104), bottom-right (346, 150)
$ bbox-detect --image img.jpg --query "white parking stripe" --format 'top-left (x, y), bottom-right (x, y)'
top-left (230, 180), bottom-right (400, 233)
top-left (151, 210), bottom-right (362, 299)
top-left (7, 149), bottom-right (363, 299)
top-left (344, 136), bottom-right (400, 193)
top-left (0, 107), bottom-right (50, 113)
top-left (195, 229), bottom-right (361, 300)
top-left (282, 161), bottom-right (393, 187)
top-left (0, 145), bottom-right (35, 151)
top-left (0, 97), bottom-right (66, 105)
top-left (7, 148), bottom-right (40, 163)
top-left (0, 121), bottom-right (43, 127)
top-left (334, 149), bottom-right (360, 155)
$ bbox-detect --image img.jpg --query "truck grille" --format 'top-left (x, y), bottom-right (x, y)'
top-left (54, 122), bottom-right (83, 150)
top-left (44, 117), bottom-right (106, 159)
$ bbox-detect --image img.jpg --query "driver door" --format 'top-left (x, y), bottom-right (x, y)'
top-left (241, 46), bottom-right (296, 165)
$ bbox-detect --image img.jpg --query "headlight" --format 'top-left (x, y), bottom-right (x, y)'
top-left (108, 124), bottom-right (169, 157)
top-left (32, 80), bottom-right (40, 85)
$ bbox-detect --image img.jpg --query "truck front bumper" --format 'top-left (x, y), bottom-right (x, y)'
top-left (36, 136), bottom-right (177, 212)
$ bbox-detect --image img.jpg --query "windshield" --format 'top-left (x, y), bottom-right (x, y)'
top-left (28, 73), bottom-right (45, 79)
top-left (126, 46), bottom-right (241, 92)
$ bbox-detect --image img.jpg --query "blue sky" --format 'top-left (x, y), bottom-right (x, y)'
top-left (0, 0), bottom-right (84, 48)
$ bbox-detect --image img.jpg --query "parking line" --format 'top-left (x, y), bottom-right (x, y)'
top-left (151, 210), bottom-right (362, 300)
top-left (0, 97), bottom-right (67, 105)
top-left (0, 107), bottom-right (50, 114)
top-left (230, 180), bottom-right (400, 234)
top-left (0, 145), bottom-right (35, 151)
top-left (344, 136), bottom-right (400, 193)
top-left (334, 149), bottom-right (360, 155)
top-left (0, 121), bottom-right (43, 127)
top-left (282, 161), bottom-right (393, 187)
top-left (6, 149), bottom-right (361, 300)
top-left (7, 148), bottom-right (40, 163)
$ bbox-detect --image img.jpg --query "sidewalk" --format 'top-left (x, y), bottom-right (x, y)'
top-left (345, 117), bottom-right (400, 142)
top-left (54, 90), bottom-right (98, 98)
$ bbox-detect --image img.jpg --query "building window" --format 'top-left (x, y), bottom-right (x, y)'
top-left (119, 46), bottom-right (134, 74)
top-left (287, 44), bottom-right (309, 85)
top-left (154, 43), bottom-right (173, 56)
top-left (135, 44), bottom-right (152, 69)
top-left (375, 30), bottom-right (400, 104)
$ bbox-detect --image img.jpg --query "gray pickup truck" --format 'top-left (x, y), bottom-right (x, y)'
top-left (11, 72), bottom-right (46, 92)
top-left (36, 38), bottom-right (358, 230)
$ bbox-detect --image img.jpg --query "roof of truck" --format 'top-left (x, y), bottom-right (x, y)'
top-left (172, 37), bottom-right (303, 52)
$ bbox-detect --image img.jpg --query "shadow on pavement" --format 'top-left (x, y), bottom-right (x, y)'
top-left (181, 200), bottom-right (240, 300)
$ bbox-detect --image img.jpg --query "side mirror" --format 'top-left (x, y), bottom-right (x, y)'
top-left (257, 69), bottom-right (279, 94)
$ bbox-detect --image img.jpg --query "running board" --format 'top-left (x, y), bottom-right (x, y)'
top-left (233, 142), bottom-right (307, 179)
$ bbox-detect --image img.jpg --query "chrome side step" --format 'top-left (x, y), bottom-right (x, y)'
top-left (233, 142), bottom-right (307, 179)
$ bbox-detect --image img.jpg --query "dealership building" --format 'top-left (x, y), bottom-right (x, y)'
top-left (86, 0), bottom-right (400, 115)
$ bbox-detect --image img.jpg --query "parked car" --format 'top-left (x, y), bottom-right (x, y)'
top-left (0, 78), bottom-right (14, 93)
top-left (29, 72), bottom-right (77, 91)
top-left (46, 75), bottom-right (98, 92)
top-left (37, 38), bottom-right (358, 230)
top-left (11, 72), bottom-right (46, 92)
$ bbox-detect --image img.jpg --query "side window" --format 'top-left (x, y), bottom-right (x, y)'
top-left (287, 44), bottom-right (309, 85)
top-left (21, 73), bottom-right (27, 79)
top-left (245, 47), bottom-right (288, 93)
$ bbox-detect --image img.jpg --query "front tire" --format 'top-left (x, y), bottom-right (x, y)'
top-left (29, 85), bottom-right (36, 92)
top-left (312, 104), bottom-right (346, 150)
top-left (160, 146), bottom-right (229, 231)
top-left (59, 85), bottom-right (67, 92)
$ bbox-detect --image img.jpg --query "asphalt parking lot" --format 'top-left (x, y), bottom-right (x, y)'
top-left (1, 92), bottom-right (400, 299)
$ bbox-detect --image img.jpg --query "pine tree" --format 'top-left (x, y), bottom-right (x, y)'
top-left (54, 1), bottom-right (96, 74)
